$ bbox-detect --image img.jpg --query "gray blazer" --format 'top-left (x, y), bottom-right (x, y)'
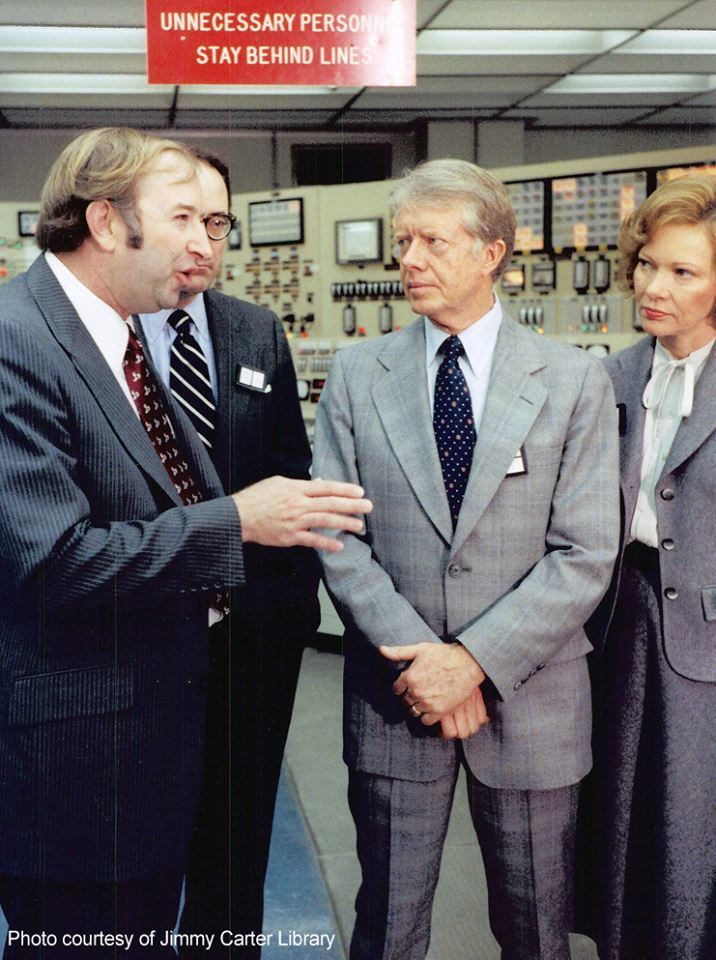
top-left (314, 316), bottom-right (620, 790)
top-left (0, 256), bottom-right (244, 883)
top-left (591, 336), bottom-right (716, 682)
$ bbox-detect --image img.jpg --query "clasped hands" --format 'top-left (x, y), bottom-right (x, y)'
top-left (380, 642), bottom-right (489, 741)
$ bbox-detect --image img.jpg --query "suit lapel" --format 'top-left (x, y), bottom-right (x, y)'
top-left (28, 258), bottom-right (182, 505)
top-left (371, 321), bottom-right (453, 545)
top-left (664, 338), bottom-right (716, 475)
top-left (610, 337), bottom-right (653, 527)
top-left (204, 290), bottom-right (259, 489)
top-left (452, 318), bottom-right (547, 553)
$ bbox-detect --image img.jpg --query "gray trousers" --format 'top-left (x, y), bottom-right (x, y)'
top-left (348, 757), bottom-right (579, 960)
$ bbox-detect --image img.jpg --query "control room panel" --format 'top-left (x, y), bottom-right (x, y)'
top-left (1, 149), bottom-right (713, 432)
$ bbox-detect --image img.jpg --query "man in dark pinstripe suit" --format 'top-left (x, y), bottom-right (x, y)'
top-left (0, 128), bottom-right (369, 958)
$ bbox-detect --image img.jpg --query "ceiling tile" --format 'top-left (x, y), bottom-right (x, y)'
top-left (633, 104), bottom-right (716, 124)
top-left (426, 0), bottom-right (690, 30)
top-left (0, 107), bottom-right (170, 128)
top-left (585, 53), bottom-right (716, 72)
top-left (659, 1), bottom-right (716, 28)
top-left (521, 90), bottom-right (695, 107)
top-left (177, 91), bottom-right (355, 110)
top-left (0, 0), bottom-right (145, 26)
top-left (500, 106), bottom-right (661, 126)
top-left (0, 52), bottom-right (147, 74)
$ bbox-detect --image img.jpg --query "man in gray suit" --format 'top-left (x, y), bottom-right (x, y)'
top-left (313, 159), bottom-right (620, 960)
top-left (0, 128), bottom-right (370, 957)
top-left (137, 150), bottom-right (320, 957)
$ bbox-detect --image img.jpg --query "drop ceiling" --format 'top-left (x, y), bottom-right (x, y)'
top-left (0, 0), bottom-right (713, 131)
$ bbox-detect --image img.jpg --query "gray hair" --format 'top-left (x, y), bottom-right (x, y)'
top-left (389, 159), bottom-right (516, 278)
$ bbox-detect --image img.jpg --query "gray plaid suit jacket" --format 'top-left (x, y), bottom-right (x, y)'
top-left (314, 315), bottom-right (620, 790)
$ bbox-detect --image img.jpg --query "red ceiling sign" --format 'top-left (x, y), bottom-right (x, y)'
top-left (145, 0), bottom-right (416, 86)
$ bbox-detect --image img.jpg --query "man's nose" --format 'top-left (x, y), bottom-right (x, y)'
top-left (188, 221), bottom-right (213, 260)
top-left (400, 240), bottom-right (424, 269)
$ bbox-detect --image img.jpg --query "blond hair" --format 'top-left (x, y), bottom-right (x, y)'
top-left (617, 174), bottom-right (716, 290)
top-left (36, 128), bottom-right (197, 253)
top-left (389, 159), bottom-right (516, 278)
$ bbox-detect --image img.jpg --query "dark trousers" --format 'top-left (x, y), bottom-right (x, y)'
top-left (348, 759), bottom-right (578, 960)
top-left (179, 623), bottom-right (303, 959)
top-left (0, 874), bottom-right (182, 959)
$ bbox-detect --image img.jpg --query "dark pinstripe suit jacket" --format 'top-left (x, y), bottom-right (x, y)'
top-left (0, 256), bottom-right (245, 883)
top-left (195, 289), bottom-right (320, 648)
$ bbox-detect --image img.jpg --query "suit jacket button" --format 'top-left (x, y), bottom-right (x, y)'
top-left (661, 539), bottom-right (674, 550)
top-left (448, 563), bottom-right (462, 578)
top-left (664, 587), bottom-right (678, 600)
top-left (660, 488), bottom-right (675, 501)
top-left (513, 680), bottom-right (522, 691)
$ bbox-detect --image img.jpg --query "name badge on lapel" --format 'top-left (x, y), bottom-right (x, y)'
top-left (506, 447), bottom-right (528, 477)
top-left (236, 364), bottom-right (272, 394)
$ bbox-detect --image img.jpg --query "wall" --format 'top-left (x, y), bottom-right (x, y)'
top-left (0, 121), bottom-right (712, 203)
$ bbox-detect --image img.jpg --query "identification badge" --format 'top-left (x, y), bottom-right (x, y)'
top-left (236, 364), bottom-right (272, 394)
top-left (506, 447), bottom-right (528, 476)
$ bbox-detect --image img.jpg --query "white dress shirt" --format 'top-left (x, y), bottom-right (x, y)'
top-left (45, 251), bottom-right (137, 413)
top-left (424, 297), bottom-right (502, 433)
top-left (138, 296), bottom-right (218, 400)
top-left (631, 337), bottom-right (715, 547)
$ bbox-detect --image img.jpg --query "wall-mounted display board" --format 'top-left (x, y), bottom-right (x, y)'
top-left (506, 180), bottom-right (545, 253)
top-left (551, 170), bottom-right (647, 251)
top-left (657, 162), bottom-right (716, 184)
top-left (248, 197), bottom-right (304, 247)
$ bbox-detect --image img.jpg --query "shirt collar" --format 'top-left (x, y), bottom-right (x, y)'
top-left (45, 251), bottom-right (129, 375)
top-left (140, 293), bottom-right (209, 347)
top-left (45, 251), bottom-right (126, 332)
top-left (652, 336), bottom-right (715, 373)
top-left (425, 297), bottom-right (503, 378)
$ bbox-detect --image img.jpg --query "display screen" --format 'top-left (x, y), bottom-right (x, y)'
top-left (506, 180), bottom-right (545, 253)
top-left (532, 260), bottom-right (556, 292)
top-left (551, 170), bottom-right (647, 250)
top-left (335, 219), bottom-right (383, 265)
top-left (248, 198), bottom-right (304, 247)
top-left (501, 264), bottom-right (526, 293)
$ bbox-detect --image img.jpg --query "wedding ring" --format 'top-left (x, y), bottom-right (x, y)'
top-left (409, 704), bottom-right (422, 718)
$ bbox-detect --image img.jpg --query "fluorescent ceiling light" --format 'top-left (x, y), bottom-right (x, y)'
top-left (417, 30), bottom-right (636, 56)
top-left (0, 26), bottom-right (145, 54)
top-left (0, 74), bottom-right (160, 94)
top-left (544, 74), bottom-right (715, 94)
top-left (616, 31), bottom-right (716, 55)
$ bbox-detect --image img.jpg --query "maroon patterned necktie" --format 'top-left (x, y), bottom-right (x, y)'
top-left (123, 322), bottom-right (202, 506)
top-left (123, 323), bottom-right (229, 615)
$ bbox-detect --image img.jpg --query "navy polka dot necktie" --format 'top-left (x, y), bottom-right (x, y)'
top-left (433, 335), bottom-right (476, 529)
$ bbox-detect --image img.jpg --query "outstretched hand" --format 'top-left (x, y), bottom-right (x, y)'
top-left (233, 476), bottom-right (372, 552)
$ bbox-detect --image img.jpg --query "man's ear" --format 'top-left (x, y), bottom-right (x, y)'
top-left (482, 238), bottom-right (507, 275)
top-left (85, 199), bottom-right (119, 252)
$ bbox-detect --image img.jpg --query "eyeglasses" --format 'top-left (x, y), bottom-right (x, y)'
top-left (202, 213), bottom-right (236, 241)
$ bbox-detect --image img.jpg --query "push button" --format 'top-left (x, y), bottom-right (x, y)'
top-left (664, 587), bottom-right (678, 600)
